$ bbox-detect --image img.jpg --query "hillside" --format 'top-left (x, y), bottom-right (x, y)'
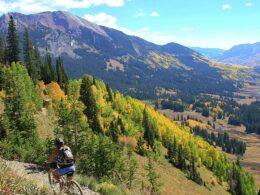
top-left (0, 11), bottom-right (253, 99)
top-left (216, 42), bottom-right (260, 67)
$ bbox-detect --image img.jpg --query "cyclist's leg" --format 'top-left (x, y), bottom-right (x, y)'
top-left (57, 165), bottom-right (76, 176)
top-left (52, 169), bottom-right (60, 181)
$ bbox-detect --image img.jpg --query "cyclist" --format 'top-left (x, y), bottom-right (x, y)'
top-left (47, 138), bottom-right (75, 181)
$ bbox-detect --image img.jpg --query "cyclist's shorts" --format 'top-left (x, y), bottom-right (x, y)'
top-left (57, 165), bottom-right (75, 176)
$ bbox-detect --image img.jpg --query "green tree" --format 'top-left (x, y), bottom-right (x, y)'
top-left (126, 146), bottom-right (137, 189)
top-left (6, 16), bottom-right (20, 64)
top-left (42, 49), bottom-right (55, 84)
top-left (1, 63), bottom-right (42, 162)
top-left (143, 107), bottom-right (156, 149)
top-left (56, 56), bottom-right (68, 88)
top-left (146, 157), bottom-right (160, 195)
top-left (23, 27), bottom-right (40, 84)
top-left (106, 83), bottom-right (113, 102)
top-left (0, 34), bottom-right (5, 64)
top-left (80, 75), bottom-right (102, 133)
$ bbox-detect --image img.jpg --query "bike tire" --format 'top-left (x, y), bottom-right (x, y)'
top-left (67, 180), bottom-right (83, 195)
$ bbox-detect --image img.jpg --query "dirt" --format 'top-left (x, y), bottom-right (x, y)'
top-left (1, 158), bottom-right (98, 195)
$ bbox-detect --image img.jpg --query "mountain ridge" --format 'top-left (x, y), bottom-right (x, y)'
top-left (0, 11), bottom-right (251, 99)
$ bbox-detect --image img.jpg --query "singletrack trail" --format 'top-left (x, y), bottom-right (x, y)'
top-left (1, 158), bottom-right (98, 195)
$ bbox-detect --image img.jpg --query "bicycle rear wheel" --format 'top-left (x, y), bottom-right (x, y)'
top-left (67, 180), bottom-right (83, 195)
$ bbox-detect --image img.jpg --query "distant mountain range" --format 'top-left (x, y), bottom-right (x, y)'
top-left (0, 11), bottom-right (251, 99)
top-left (191, 43), bottom-right (260, 68)
top-left (189, 47), bottom-right (226, 60)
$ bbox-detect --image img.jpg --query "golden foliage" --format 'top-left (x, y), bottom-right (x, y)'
top-left (46, 82), bottom-right (66, 102)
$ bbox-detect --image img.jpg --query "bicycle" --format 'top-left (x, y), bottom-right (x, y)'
top-left (46, 162), bottom-right (83, 195)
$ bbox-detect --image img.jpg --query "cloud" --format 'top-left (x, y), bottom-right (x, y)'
top-left (222, 4), bottom-right (231, 10)
top-left (245, 2), bottom-right (253, 7)
top-left (83, 12), bottom-right (118, 28)
top-left (150, 11), bottom-right (160, 17)
top-left (136, 10), bottom-right (146, 17)
top-left (82, 13), bottom-right (176, 45)
top-left (0, 0), bottom-right (125, 14)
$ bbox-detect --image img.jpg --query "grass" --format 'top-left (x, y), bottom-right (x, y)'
top-left (0, 159), bottom-right (51, 194)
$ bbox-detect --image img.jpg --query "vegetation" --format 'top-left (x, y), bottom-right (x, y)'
top-left (192, 126), bottom-right (246, 156)
top-left (228, 102), bottom-right (260, 134)
top-left (0, 15), bottom-right (258, 195)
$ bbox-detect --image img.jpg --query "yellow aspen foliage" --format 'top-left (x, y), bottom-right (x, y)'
top-left (38, 80), bottom-right (46, 99)
top-left (0, 90), bottom-right (5, 98)
top-left (46, 82), bottom-right (66, 102)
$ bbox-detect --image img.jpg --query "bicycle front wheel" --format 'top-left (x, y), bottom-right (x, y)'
top-left (67, 180), bottom-right (83, 195)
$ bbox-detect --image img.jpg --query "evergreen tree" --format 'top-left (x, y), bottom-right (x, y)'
top-left (0, 63), bottom-right (43, 162)
top-left (146, 157), bottom-right (160, 195)
top-left (126, 146), bottom-right (137, 189)
top-left (6, 16), bottom-right (20, 64)
top-left (109, 120), bottom-right (119, 142)
top-left (23, 27), bottom-right (40, 84)
top-left (80, 75), bottom-right (102, 133)
top-left (56, 56), bottom-right (68, 88)
top-left (42, 49), bottom-right (55, 84)
top-left (143, 107), bottom-right (156, 149)
top-left (0, 34), bottom-right (5, 64)
top-left (106, 83), bottom-right (113, 102)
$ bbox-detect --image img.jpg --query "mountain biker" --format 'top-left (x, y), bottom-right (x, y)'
top-left (47, 138), bottom-right (75, 181)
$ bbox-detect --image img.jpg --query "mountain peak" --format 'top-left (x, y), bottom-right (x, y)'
top-left (0, 11), bottom-right (108, 37)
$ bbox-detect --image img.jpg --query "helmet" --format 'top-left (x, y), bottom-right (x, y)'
top-left (55, 138), bottom-right (64, 148)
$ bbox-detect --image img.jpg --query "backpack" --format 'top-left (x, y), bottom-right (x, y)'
top-left (56, 146), bottom-right (74, 165)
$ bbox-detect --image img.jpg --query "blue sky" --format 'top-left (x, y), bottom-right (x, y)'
top-left (0, 0), bottom-right (259, 49)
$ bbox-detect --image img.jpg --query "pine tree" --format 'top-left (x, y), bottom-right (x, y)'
top-left (126, 145), bottom-right (137, 189)
top-left (109, 120), bottom-right (119, 142)
top-left (80, 75), bottom-right (102, 133)
top-left (146, 157), bottom-right (160, 195)
top-left (6, 16), bottom-right (20, 64)
top-left (23, 27), bottom-right (40, 84)
top-left (106, 83), bottom-right (113, 102)
top-left (1, 63), bottom-right (41, 162)
top-left (143, 107), bottom-right (156, 149)
top-left (56, 56), bottom-right (68, 88)
top-left (0, 34), bottom-right (5, 64)
top-left (42, 49), bottom-right (55, 84)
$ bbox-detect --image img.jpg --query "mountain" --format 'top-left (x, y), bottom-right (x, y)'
top-left (190, 47), bottom-right (226, 60)
top-left (0, 11), bottom-right (251, 99)
top-left (216, 42), bottom-right (260, 67)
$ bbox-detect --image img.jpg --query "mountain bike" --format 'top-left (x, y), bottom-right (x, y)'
top-left (47, 162), bottom-right (83, 195)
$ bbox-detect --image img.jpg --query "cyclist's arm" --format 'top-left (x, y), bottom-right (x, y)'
top-left (47, 150), bottom-right (59, 163)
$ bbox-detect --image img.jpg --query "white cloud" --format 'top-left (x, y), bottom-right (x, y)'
top-left (136, 10), bottom-right (146, 17)
top-left (82, 13), bottom-right (176, 45)
top-left (150, 11), bottom-right (160, 17)
top-left (0, 0), bottom-right (125, 14)
top-left (245, 2), bottom-right (253, 7)
top-left (222, 4), bottom-right (231, 10)
top-left (83, 13), bottom-right (118, 28)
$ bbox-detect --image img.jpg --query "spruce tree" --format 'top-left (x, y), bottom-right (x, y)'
top-left (0, 34), bottom-right (5, 64)
top-left (56, 56), bottom-right (68, 88)
top-left (6, 15), bottom-right (20, 64)
top-left (80, 75), bottom-right (102, 133)
top-left (42, 49), bottom-right (55, 84)
top-left (146, 157), bottom-right (160, 195)
top-left (23, 27), bottom-right (40, 84)
top-left (106, 83), bottom-right (113, 102)
top-left (143, 107), bottom-right (155, 149)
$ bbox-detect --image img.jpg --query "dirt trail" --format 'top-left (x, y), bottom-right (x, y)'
top-left (2, 158), bottom-right (98, 195)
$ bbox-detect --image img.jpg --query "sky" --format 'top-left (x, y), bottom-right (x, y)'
top-left (0, 0), bottom-right (259, 49)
